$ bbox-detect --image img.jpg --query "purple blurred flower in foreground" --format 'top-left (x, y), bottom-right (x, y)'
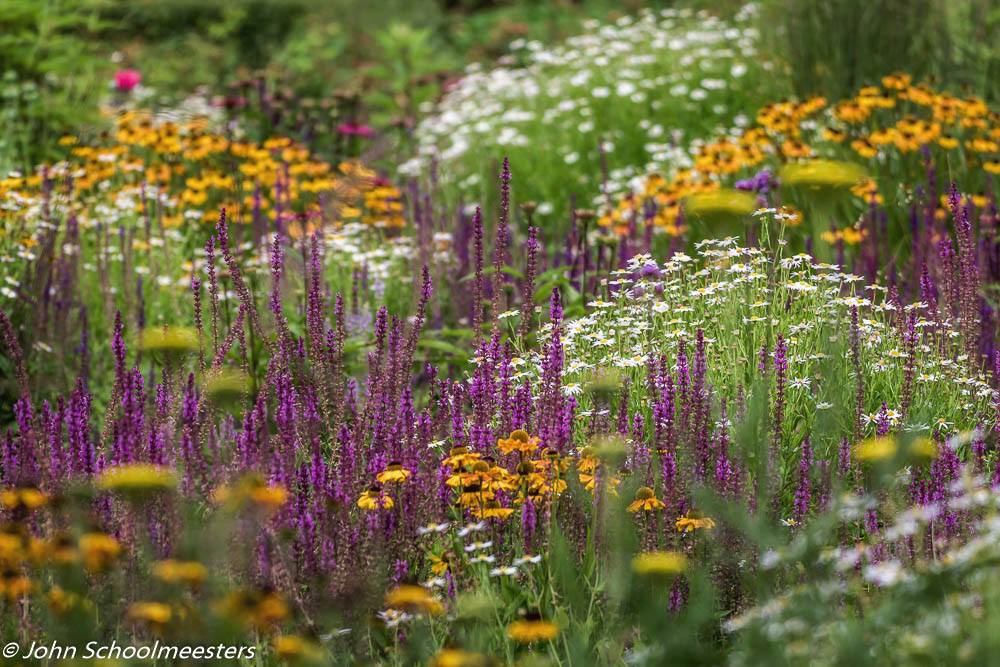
top-left (735, 168), bottom-right (777, 194)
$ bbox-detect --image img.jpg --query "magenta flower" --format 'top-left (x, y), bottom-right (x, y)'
top-left (114, 69), bottom-right (142, 93)
top-left (337, 123), bottom-right (375, 138)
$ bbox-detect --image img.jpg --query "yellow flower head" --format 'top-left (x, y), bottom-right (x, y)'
top-left (0, 572), bottom-right (32, 601)
top-left (42, 533), bottom-right (77, 566)
top-left (137, 326), bottom-right (199, 364)
top-left (627, 486), bottom-right (666, 513)
top-left (473, 499), bottom-right (514, 521)
top-left (152, 559), bottom-right (208, 586)
top-left (203, 368), bottom-right (250, 407)
top-left (854, 436), bottom-right (898, 463)
top-left (0, 487), bottom-right (48, 511)
top-left (675, 511), bottom-right (716, 533)
top-left (376, 462), bottom-right (413, 485)
top-left (97, 464), bottom-right (178, 496)
top-left (684, 189), bottom-right (758, 224)
top-left (429, 552), bottom-right (453, 576)
top-left (213, 474), bottom-right (288, 512)
top-left (128, 601), bottom-right (173, 628)
top-left (47, 586), bottom-right (83, 615)
top-left (216, 588), bottom-right (289, 628)
top-left (430, 648), bottom-right (495, 667)
top-left (458, 482), bottom-right (489, 508)
top-left (497, 430), bottom-right (540, 456)
top-left (273, 635), bottom-right (323, 663)
top-left (384, 584), bottom-right (444, 616)
top-left (632, 551), bottom-right (688, 579)
top-left (443, 446), bottom-right (482, 470)
top-left (507, 612), bottom-right (560, 643)
top-left (78, 533), bottom-right (122, 573)
top-left (357, 484), bottom-right (394, 511)
top-left (780, 159), bottom-right (867, 192)
top-left (909, 437), bottom-right (939, 461)
top-left (881, 73), bottom-right (912, 90)
top-left (0, 534), bottom-right (25, 569)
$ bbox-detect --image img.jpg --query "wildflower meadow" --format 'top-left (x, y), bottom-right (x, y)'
top-left (1, 1), bottom-right (1000, 665)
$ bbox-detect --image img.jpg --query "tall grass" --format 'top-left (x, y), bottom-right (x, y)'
top-left (759, 0), bottom-right (1000, 102)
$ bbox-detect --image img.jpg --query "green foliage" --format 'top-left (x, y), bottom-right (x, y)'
top-left (0, 0), bottom-right (110, 171)
top-left (758, 0), bottom-right (1000, 102)
top-left (106, 0), bottom-right (310, 83)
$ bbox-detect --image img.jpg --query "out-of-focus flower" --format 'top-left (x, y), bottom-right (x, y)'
top-left (430, 648), bottom-right (496, 667)
top-left (384, 584), bottom-right (444, 616)
top-left (632, 551), bottom-right (688, 579)
top-left (684, 189), bottom-right (758, 224)
top-left (779, 159), bottom-right (867, 192)
top-left (152, 559), bottom-right (208, 587)
top-left (507, 612), bottom-right (560, 643)
top-left (854, 437), bottom-right (897, 463)
top-left (676, 511), bottom-right (716, 533)
top-left (216, 588), bottom-right (289, 628)
top-left (0, 487), bottom-right (48, 511)
top-left (337, 123), bottom-right (375, 138)
top-left (114, 69), bottom-right (142, 93)
top-left (273, 635), bottom-right (324, 663)
top-left (214, 474), bottom-right (289, 512)
top-left (735, 168), bottom-right (777, 193)
top-left (127, 601), bottom-right (173, 630)
top-left (137, 326), bottom-right (199, 365)
top-left (203, 368), bottom-right (250, 407)
top-left (97, 464), bottom-right (178, 496)
top-left (78, 533), bottom-right (122, 573)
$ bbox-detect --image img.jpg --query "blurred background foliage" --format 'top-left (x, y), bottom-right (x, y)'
top-left (760, 0), bottom-right (1000, 103)
top-left (1, 0), bottom-right (999, 172)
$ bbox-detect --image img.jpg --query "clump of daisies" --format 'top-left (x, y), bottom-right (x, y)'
top-left (726, 472), bottom-right (1000, 666)
top-left (402, 4), bottom-right (779, 220)
top-left (517, 230), bottom-right (995, 448)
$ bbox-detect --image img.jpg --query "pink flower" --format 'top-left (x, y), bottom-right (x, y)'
top-left (114, 69), bottom-right (142, 93)
top-left (336, 123), bottom-right (375, 139)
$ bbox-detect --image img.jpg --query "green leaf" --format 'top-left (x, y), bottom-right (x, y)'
top-left (416, 338), bottom-right (470, 359)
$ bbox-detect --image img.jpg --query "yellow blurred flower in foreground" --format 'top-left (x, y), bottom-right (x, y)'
top-left (507, 612), bottom-right (560, 643)
top-left (384, 584), bottom-right (444, 616)
top-left (273, 635), bottom-right (324, 663)
top-left (632, 551), bottom-right (688, 579)
top-left (430, 648), bottom-right (496, 667)
top-left (152, 559), bottom-right (208, 586)
top-left (78, 533), bottom-right (122, 573)
top-left (854, 436), bottom-right (897, 463)
top-left (128, 601), bottom-right (173, 630)
top-left (0, 487), bottom-right (48, 511)
top-left (97, 464), bottom-right (178, 495)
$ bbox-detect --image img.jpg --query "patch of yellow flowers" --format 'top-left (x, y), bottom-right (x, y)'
top-left (599, 75), bottom-right (999, 240)
top-left (0, 109), bottom-right (405, 252)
